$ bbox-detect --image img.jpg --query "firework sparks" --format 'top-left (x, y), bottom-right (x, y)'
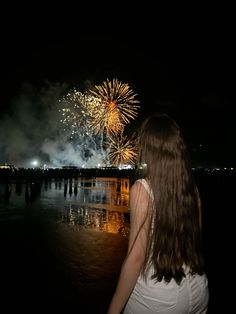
top-left (90, 78), bottom-right (140, 135)
top-left (106, 134), bottom-right (138, 167)
top-left (59, 89), bottom-right (101, 138)
top-left (92, 104), bottom-right (124, 135)
top-left (58, 79), bottom-right (140, 167)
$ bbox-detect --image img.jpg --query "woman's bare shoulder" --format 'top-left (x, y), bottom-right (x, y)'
top-left (130, 179), bottom-right (150, 199)
top-left (129, 179), bottom-right (150, 216)
top-left (130, 179), bottom-right (145, 190)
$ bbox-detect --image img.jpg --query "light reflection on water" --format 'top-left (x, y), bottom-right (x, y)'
top-left (60, 204), bottom-right (129, 237)
top-left (0, 177), bottom-right (130, 237)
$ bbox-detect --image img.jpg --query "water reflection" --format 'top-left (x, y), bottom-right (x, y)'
top-left (60, 204), bottom-right (129, 237)
top-left (61, 177), bottom-right (130, 207)
top-left (59, 177), bottom-right (130, 236)
top-left (0, 177), bottom-right (130, 236)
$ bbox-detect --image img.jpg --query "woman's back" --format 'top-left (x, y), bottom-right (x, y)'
top-left (123, 179), bottom-right (209, 314)
top-left (107, 113), bottom-right (209, 314)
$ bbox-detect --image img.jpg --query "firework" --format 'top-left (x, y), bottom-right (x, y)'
top-left (106, 134), bottom-right (138, 167)
top-left (90, 78), bottom-right (140, 135)
top-left (91, 104), bottom-right (124, 135)
top-left (59, 89), bottom-right (101, 138)
top-left (58, 79), bottom-right (140, 167)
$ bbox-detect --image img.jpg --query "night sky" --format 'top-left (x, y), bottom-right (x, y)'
top-left (0, 2), bottom-right (235, 167)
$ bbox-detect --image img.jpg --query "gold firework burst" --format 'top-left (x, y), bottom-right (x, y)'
top-left (89, 78), bottom-right (140, 134)
top-left (92, 104), bottom-right (124, 135)
top-left (106, 134), bottom-right (138, 167)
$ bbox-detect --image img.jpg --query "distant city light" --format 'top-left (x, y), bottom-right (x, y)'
top-left (139, 163), bottom-right (147, 169)
top-left (118, 164), bottom-right (134, 170)
top-left (31, 160), bottom-right (39, 167)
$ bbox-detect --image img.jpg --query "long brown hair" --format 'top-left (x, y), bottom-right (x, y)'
top-left (137, 113), bottom-right (204, 284)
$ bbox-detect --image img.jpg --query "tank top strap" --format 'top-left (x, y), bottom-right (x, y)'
top-left (136, 178), bottom-right (154, 200)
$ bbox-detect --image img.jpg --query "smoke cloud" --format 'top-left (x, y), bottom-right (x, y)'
top-left (0, 80), bottom-right (105, 168)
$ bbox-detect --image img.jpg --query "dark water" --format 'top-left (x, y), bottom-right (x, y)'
top-left (0, 177), bottom-right (130, 313)
top-left (0, 171), bottom-right (235, 313)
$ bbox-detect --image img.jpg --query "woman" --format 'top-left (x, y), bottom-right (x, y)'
top-left (107, 113), bottom-right (209, 314)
